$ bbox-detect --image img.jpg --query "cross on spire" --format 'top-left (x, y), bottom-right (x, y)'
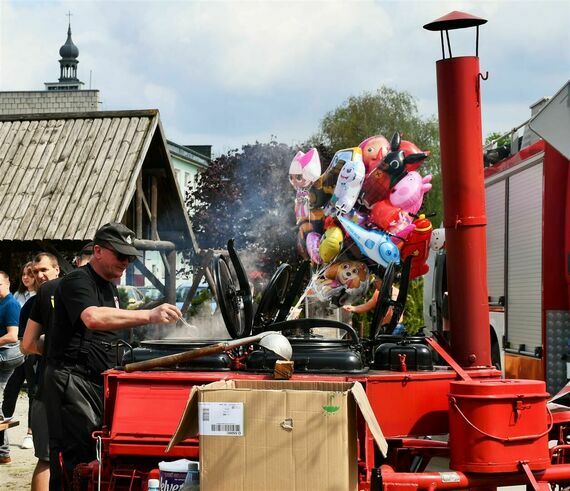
top-left (66, 11), bottom-right (72, 27)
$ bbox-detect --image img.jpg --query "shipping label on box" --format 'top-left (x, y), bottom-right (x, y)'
top-left (198, 402), bottom-right (244, 436)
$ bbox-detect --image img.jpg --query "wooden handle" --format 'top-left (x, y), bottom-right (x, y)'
top-left (124, 343), bottom-right (225, 372)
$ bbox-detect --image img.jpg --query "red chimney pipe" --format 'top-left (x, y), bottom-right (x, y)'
top-left (425, 12), bottom-right (491, 368)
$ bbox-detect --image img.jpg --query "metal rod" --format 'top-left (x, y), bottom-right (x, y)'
top-left (136, 175), bottom-right (143, 237)
top-left (151, 176), bottom-right (158, 240)
top-left (380, 463), bottom-right (570, 489)
top-left (445, 30), bottom-right (452, 58)
top-left (440, 31), bottom-right (445, 59)
top-left (476, 26), bottom-right (479, 57)
top-left (133, 239), bottom-right (176, 251)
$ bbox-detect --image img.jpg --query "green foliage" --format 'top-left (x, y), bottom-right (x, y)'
top-left (403, 278), bottom-right (424, 335)
top-left (485, 131), bottom-right (510, 147)
top-left (117, 287), bottom-right (129, 310)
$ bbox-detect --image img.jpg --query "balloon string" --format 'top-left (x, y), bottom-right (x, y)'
top-left (286, 243), bottom-right (351, 320)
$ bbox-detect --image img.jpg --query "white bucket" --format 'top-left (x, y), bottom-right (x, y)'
top-left (158, 459), bottom-right (198, 491)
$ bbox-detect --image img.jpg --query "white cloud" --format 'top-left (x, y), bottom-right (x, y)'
top-left (0, 0), bottom-right (568, 153)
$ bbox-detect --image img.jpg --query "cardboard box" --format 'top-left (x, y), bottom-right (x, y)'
top-left (168, 380), bottom-right (387, 491)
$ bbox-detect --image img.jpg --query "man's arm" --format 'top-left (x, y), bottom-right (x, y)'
top-left (81, 303), bottom-right (182, 331)
top-left (21, 319), bottom-right (44, 355)
top-left (0, 325), bottom-right (18, 347)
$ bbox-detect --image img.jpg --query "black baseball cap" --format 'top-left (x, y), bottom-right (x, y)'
top-left (93, 223), bottom-right (141, 257)
top-left (78, 241), bottom-right (94, 256)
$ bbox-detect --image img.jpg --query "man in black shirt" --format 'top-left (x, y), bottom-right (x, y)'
top-left (43, 223), bottom-right (181, 489)
top-left (21, 252), bottom-right (61, 491)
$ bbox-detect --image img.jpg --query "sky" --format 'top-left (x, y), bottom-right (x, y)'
top-left (0, 0), bottom-right (568, 156)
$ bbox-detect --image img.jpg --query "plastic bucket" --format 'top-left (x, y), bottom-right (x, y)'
top-left (158, 459), bottom-right (197, 491)
top-left (449, 379), bottom-right (551, 473)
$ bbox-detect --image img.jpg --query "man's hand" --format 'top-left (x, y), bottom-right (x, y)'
top-left (149, 304), bottom-right (182, 324)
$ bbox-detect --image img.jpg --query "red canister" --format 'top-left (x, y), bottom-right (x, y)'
top-left (449, 379), bottom-right (551, 473)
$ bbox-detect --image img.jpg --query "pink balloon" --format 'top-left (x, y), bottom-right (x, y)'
top-left (306, 232), bottom-right (322, 264)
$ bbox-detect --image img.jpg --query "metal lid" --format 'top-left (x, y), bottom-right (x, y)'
top-left (450, 379), bottom-right (548, 398)
top-left (424, 11), bottom-right (487, 31)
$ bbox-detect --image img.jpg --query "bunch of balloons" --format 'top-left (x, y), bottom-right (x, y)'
top-left (288, 132), bottom-right (436, 307)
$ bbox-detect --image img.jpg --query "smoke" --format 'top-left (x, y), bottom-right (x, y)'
top-left (164, 302), bottom-right (230, 340)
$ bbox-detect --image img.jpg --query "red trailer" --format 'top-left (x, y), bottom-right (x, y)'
top-left (75, 12), bottom-right (570, 491)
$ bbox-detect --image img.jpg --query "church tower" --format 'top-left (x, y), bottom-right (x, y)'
top-left (45, 17), bottom-right (84, 91)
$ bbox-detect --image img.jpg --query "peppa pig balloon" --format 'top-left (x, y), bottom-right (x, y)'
top-left (359, 135), bottom-right (390, 174)
top-left (324, 148), bottom-right (366, 217)
top-left (289, 148), bottom-right (322, 224)
top-left (389, 171), bottom-right (432, 215)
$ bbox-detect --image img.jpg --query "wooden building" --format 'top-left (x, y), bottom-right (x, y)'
top-left (0, 109), bottom-right (199, 302)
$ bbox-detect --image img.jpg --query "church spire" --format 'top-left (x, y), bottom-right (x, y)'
top-left (58, 13), bottom-right (80, 83)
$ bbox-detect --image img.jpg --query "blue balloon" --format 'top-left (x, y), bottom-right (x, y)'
top-left (338, 216), bottom-right (400, 267)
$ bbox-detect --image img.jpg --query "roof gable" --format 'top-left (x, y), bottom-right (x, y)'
top-left (0, 110), bottom-right (194, 248)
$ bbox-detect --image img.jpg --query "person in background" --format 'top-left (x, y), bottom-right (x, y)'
top-left (3, 261), bottom-right (38, 450)
top-left (14, 262), bottom-right (38, 306)
top-left (0, 271), bottom-right (24, 465)
top-left (21, 253), bottom-right (61, 490)
top-left (74, 242), bottom-right (94, 268)
top-left (43, 223), bottom-right (182, 490)
top-left (342, 276), bottom-right (404, 330)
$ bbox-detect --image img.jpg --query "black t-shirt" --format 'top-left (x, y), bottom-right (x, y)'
top-left (29, 278), bottom-right (61, 399)
top-left (48, 264), bottom-right (121, 375)
top-left (29, 279), bottom-right (60, 350)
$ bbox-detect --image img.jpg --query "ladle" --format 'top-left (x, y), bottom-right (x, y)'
top-left (123, 331), bottom-right (292, 372)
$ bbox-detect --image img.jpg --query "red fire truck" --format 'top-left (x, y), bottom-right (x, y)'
top-left (425, 81), bottom-right (570, 396)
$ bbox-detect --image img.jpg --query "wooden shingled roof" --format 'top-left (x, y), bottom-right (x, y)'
top-left (0, 109), bottom-right (194, 248)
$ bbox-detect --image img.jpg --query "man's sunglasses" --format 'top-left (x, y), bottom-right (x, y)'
top-left (99, 245), bottom-right (136, 263)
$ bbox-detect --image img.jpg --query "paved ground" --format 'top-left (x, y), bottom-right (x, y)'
top-left (0, 392), bottom-right (36, 489)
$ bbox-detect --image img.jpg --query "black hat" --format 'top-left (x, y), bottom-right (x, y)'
top-left (78, 241), bottom-right (94, 256)
top-left (94, 223), bottom-right (141, 257)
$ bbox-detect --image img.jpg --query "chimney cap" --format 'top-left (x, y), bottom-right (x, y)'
top-left (424, 11), bottom-right (487, 31)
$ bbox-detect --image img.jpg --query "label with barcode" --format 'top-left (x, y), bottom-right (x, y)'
top-left (198, 402), bottom-right (244, 436)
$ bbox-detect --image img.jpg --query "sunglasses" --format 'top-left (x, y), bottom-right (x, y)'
top-left (99, 246), bottom-right (136, 263)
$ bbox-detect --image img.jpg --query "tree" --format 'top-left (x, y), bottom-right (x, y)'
top-left (185, 139), bottom-right (298, 276)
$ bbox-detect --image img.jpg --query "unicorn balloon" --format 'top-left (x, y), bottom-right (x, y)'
top-left (324, 148), bottom-right (365, 217)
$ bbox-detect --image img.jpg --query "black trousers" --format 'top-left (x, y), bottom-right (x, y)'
top-left (43, 364), bottom-right (103, 491)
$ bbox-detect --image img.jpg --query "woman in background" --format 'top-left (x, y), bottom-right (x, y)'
top-left (14, 262), bottom-right (37, 306)
top-left (3, 262), bottom-right (38, 449)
